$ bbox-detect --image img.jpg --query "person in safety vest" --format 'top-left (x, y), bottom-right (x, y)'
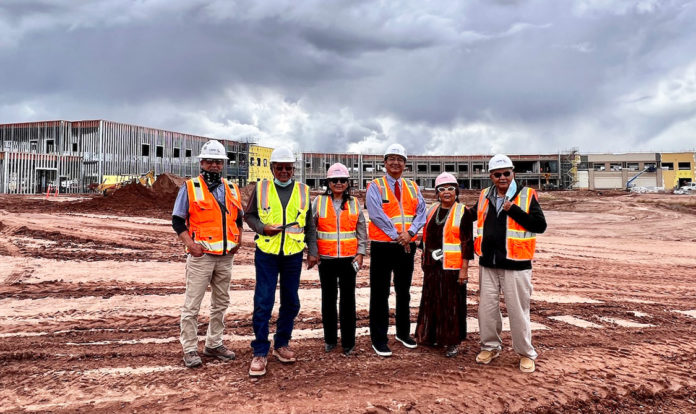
top-left (172, 139), bottom-right (243, 368)
top-left (365, 143), bottom-right (427, 357)
top-left (312, 163), bottom-right (367, 356)
top-left (415, 172), bottom-right (473, 358)
top-left (471, 154), bottom-right (547, 373)
top-left (244, 146), bottom-right (318, 377)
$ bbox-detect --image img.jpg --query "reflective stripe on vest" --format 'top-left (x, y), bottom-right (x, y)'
top-left (423, 202), bottom-right (466, 270)
top-left (316, 195), bottom-right (359, 257)
top-left (186, 176), bottom-right (242, 255)
top-left (367, 176), bottom-right (419, 242)
top-left (473, 186), bottom-right (537, 261)
top-left (255, 179), bottom-right (309, 255)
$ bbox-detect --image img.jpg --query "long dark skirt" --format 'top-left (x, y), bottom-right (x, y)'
top-left (415, 265), bottom-right (467, 347)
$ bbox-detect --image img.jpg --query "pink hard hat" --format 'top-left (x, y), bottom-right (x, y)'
top-left (435, 172), bottom-right (458, 188)
top-left (327, 162), bottom-right (350, 178)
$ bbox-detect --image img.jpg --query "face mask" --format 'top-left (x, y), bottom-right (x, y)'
top-left (201, 169), bottom-right (222, 189)
top-left (274, 178), bottom-right (293, 187)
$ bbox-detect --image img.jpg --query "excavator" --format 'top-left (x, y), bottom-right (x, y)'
top-left (96, 170), bottom-right (155, 196)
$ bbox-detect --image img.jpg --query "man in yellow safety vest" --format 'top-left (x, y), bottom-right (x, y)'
top-left (244, 146), bottom-right (318, 377)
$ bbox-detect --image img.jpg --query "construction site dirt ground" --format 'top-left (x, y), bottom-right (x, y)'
top-left (1, 190), bottom-right (696, 413)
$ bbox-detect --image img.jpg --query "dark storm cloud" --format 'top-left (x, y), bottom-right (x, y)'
top-left (1, 0), bottom-right (695, 154)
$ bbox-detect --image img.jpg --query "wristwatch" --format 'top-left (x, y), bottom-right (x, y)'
top-left (407, 229), bottom-right (415, 237)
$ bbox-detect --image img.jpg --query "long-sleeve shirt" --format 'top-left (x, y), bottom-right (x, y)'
top-left (244, 180), bottom-right (318, 257)
top-left (365, 174), bottom-right (427, 241)
top-left (312, 195), bottom-right (368, 258)
top-left (470, 182), bottom-right (547, 271)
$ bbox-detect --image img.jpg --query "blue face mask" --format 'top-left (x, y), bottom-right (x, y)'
top-left (274, 178), bottom-right (293, 187)
top-left (505, 179), bottom-right (517, 201)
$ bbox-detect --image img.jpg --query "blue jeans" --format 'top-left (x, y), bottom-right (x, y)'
top-left (251, 248), bottom-right (303, 356)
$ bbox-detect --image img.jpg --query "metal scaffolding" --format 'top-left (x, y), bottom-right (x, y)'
top-left (0, 120), bottom-right (249, 194)
top-left (300, 152), bottom-right (576, 191)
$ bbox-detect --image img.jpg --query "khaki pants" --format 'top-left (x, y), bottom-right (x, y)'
top-left (478, 266), bottom-right (537, 360)
top-left (180, 254), bottom-right (234, 353)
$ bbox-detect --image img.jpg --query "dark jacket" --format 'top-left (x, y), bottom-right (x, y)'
top-left (470, 182), bottom-right (547, 270)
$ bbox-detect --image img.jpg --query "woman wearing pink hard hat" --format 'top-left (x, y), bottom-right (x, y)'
top-left (311, 162), bottom-right (367, 355)
top-left (415, 172), bottom-right (473, 357)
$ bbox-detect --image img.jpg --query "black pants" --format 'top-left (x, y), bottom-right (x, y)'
top-left (318, 257), bottom-right (357, 349)
top-left (369, 241), bottom-right (416, 346)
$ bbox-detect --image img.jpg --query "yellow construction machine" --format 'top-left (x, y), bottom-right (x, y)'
top-left (96, 170), bottom-right (155, 196)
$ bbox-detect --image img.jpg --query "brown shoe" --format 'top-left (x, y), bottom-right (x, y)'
top-left (249, 356), bottom-right (267, 377)
top-left (203, 345), bottom-right (236, 361)
top-left (183, 351), bottom-right (202, 368)
top-left (273, 346), bottom-right (296, 363)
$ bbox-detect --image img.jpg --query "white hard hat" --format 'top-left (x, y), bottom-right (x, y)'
top-left (384, 143), bottom-right (407, 160)
top-left (327, 163), bottom-right (350, 178)
top-left (270, 146), bottom-right (296, 163)
top-left (435, 172), bottom-right (457, 188)
top-left (198, 140), bottom-right (228, 160)
top-left (488, 154), bottom-right (514, 172)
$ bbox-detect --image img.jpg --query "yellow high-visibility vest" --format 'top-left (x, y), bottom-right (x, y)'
top-left (255, 179), bottom-right (310, 255)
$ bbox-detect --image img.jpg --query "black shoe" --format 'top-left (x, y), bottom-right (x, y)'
top-left (325, 343), bottom-right (337, 353)
top-left (372, 343), bottom-right (392, 357)
top-left (183, 351), bottom-right (202, 368)
top-left (343, 346), bottom-right (355, 356)
top-left (203, 345), bottom-right (236, 361)
top-left (396, 335), bottom-right (417, 349)
top-left (445, 345), bottom-right (459, 358)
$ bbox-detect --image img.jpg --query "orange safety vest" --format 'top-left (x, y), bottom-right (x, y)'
top-left (473, 186), bottom-right (537, 261)
top-left (186, 176), bottom-right (242, 255)
top-left (315, 195), bottom-right (360, 257)
top-left (422, 202), bottom-right (467, 270)
top-left (367, 176), bottom-right (420, 242)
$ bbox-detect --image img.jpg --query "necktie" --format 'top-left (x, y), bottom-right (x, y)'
top-left (394, 180), bottom-right (401, 202)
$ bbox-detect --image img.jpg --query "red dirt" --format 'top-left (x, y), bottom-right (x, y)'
top-left (1, 191), bottom-right (696, 413)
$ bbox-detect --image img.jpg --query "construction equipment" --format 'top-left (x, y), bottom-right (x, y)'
top-left (97, 170), bottom-right (155, 196)
top-left (626, 166), bottom-right (656, 191)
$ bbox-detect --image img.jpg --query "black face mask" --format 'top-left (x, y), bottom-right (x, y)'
top-left (201, 169), bottom-right (222, 190)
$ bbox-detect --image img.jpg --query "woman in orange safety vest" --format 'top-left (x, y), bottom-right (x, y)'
top-left (415, 172), bottom-right (474, 358)
top-left (312, 163), bottom-right (367, 356)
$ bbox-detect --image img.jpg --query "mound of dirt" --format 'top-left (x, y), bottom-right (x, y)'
top-left (66, 173), bottom-right (188, 218)
top-left (152, 173), bottom-right (186, 197)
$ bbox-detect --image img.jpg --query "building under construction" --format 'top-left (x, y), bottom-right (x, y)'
top-left (299, 151), bottom-right (578, 190)
top-left (0, 120), bottom-right (249, 194)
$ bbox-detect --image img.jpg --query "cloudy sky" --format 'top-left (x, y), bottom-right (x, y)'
top-left (1, 0), bottom-right (695, 155)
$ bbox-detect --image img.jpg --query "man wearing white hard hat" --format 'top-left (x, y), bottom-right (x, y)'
top-left (172, 139), bottom-right (243, 368)
top-left (366, 143), bottom-right (427, 357)
top-left (244, 145), bottom-right (318, 377)
top-left (471, 154), bottom-right (547, 373)
top-left (312, 163), bottom-right (367, 355)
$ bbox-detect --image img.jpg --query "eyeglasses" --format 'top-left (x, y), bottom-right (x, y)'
top-left (385, 156), bottom-right (405, 163)
top-left (329, 178), bottom-right (348, 184)
top-left (273, 165), bottom-right (294, 171)
top-left (492, 171), bottom-right (512, 178)
top-left (203, 159), bottom-right (225, 165)
top-left (437, 186), bottom-right (457, 193)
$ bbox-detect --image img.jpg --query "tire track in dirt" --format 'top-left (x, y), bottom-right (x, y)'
top-left (0, 221), bottom-right (34, 285)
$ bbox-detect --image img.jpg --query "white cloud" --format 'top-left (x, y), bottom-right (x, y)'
top-left (1, 0), bottom-right (695, 155)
